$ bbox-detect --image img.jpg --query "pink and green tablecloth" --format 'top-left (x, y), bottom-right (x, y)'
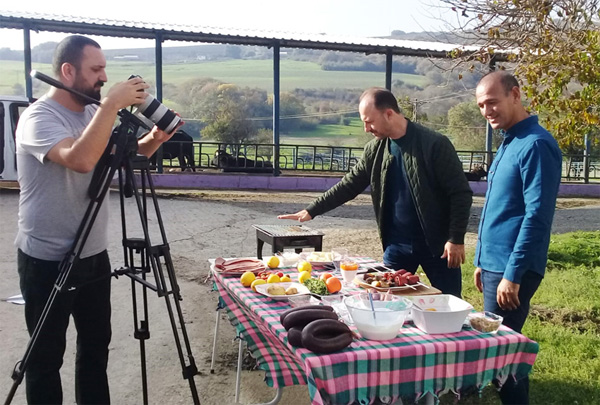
top-left (212, 259), bottom-right (538, 404)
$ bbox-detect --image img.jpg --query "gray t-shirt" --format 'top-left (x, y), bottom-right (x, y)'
top-left (15, 95), bottom-right (110, 261)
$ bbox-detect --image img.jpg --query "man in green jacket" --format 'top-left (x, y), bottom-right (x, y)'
top-left (279, 87), bottom-right (472, 296)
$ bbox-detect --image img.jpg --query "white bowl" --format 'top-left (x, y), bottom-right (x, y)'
top-left (409, 295), bottom-right (473, 334)
top-left (344, 293), bottom-right (412, 340)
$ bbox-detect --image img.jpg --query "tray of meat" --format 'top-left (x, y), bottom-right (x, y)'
top-left (355, 269), bottom-right (427, 292)
top-left (213, 257), bottom-right (267, 274)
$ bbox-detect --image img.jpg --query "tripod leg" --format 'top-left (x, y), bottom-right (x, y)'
top-left (118, 157), bottom-right (200, 404)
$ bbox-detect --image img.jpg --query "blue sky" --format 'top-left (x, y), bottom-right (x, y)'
top-left (0, 0), bottom-right (453, 49)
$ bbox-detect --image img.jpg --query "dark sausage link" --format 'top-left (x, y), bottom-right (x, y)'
top-left (279, 305), bottom-right (334, 324)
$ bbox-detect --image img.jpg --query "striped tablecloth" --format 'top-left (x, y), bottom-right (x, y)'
top-left (212, 259), bottom-right (538, 404)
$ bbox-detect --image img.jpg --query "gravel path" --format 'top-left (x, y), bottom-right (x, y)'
top-left (0, 188), bottom-right (598, 404)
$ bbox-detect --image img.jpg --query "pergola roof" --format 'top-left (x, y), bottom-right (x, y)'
top-left (0, 10), bottom-right (479, 58)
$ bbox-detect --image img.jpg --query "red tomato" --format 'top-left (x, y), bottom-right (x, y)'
top-left (277, 271), bottom-right (284, 278)
top-left (320, 273), bottom-right (333, 282)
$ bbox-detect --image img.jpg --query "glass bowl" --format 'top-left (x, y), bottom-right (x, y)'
top-left (468, 311), bottom-right (503, 334)
top-left (343, 293), bottom-right (412, 340)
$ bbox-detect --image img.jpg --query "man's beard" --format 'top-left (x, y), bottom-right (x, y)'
top-left (72, 79), bottom-right (103, 105)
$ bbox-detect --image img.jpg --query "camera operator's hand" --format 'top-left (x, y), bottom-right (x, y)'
top-left (101, 77), bottom-right (149, 112)
top-left (137, 114), bottom-right (185, 158)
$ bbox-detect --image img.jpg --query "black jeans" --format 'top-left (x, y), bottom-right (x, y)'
top-left (18, 249), bottom-right (112, 404)
top-left (481, 269), bottom-right (543, 405)
top-left (383, 242), bottom-right (462, 297)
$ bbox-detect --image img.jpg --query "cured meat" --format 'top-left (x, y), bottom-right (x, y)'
top-left (214, 257), bottom-right (266, 274)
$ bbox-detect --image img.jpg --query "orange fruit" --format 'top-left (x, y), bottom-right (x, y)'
top-left (319, 273), bottom-right (333, 282)
top-left (340, 261), bottom-right (358, 271)
top-left (326, 277), bottom-right (342, 294)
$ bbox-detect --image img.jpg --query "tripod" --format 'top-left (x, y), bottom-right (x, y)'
top-left (5, 73), bottom-right (200, 404)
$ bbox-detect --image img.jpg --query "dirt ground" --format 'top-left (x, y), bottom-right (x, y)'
top-left (1, 188), bottom-right (599, 405)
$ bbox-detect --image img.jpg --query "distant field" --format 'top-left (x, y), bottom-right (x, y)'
top-left (0, 59), bottom-right (430, 95)
top-left (283, 118), bottom-right (369, 147)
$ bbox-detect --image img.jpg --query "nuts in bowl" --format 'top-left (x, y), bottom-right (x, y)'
top-left (468, 311), bottom-right (503, 333)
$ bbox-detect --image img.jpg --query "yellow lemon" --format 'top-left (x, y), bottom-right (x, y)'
top-left (251, 278), bottom-right (266, 292)
top-left (280, 275), bottom-right (292, 283)
top-left (266, 256), bottom-right (280, 269)
top-left (267, 274), bottom-right (281, 283)
top-left (297, 260), bottom-right (312, 273)
top-left (240, 271), bottom-right (256, 287)
top-left (298, 270), bottom-right (312, 284)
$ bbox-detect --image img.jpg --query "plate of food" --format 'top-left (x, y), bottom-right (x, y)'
top-left (213, 257), bottom-right (267, 274)
top-left (299, 251), bottom-right (334, 266)
top-left (254, 282), bottom-right (311, 300)
top-left (355, 269), bottom-right (427, 292)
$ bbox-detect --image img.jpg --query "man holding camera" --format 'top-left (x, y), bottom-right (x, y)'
top-left (15, 35), bottom-right (180, 404)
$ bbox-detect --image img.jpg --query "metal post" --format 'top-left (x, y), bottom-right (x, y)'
top-left (23, 24), bottom-right (33, 100)
top-left (583, 132), bottom-right (591, 184)
top-left (385, 49), bottom-right (393, 90)
top-left (155, 32), bottom-right (163, 102)
top-left (272, 42), bottom-right (281, 176)
top-left (485, 57), bottom-right (496, 168)
top-left (155, 32), bottom-right (164, 173)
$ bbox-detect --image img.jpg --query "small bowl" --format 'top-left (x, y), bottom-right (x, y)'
top-left (320, 294), bottom-right (344, 306)
top-left (468, 311), bottom-right (503, 334)
top-left (288, 295), bottom-right (319, 308)
top-left (344, 293), bottom-right (412, 341)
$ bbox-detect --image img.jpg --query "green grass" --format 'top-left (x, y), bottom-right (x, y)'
top-left (432, 231), bottom-right (600, 404)
top-left (283, 118), bottom-right (368, 147)
top-left (0, 59), bottom-right (429, 96)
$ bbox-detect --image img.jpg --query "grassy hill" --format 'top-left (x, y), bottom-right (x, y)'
top-left (0, 59), bottom-right (429, 95)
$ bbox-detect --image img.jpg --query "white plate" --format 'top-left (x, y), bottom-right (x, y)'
top-left (254, 282), bottom-right (311, 300)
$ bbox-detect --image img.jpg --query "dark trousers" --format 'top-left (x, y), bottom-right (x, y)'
top-left (481, 269), bottom-right (543, 405)
top-left (18, 249), bottom-right (112, 405)
top-left (383, 242), bottom-right (462, 297)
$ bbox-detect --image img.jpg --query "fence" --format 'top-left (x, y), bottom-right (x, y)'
top-left (155, 141), bottom-right (600, 183)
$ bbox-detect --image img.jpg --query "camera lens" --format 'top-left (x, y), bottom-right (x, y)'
top-left (129, 75), bottom-right (181, 133)
top-left (134, 94), bottom-right (181, 134)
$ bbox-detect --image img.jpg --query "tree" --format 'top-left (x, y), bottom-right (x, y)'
top-left (200, 84), bottom-right (256, 144)
top-left (447, 101), bottom-right (502, 150)
top-left (440, 0), bottom-right (600, 149)
top-left (397, 96), bottom-right (428, 122)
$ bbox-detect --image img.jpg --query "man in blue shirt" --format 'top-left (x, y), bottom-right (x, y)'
top-left (475, 71), bottom-right (562, 404)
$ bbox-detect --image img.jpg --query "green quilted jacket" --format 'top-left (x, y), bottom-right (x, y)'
top-left (306, 121), bottom-right (473, 256)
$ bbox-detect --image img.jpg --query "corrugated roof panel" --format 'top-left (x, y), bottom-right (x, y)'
top-left (0, 10), bottom-right (488, 57)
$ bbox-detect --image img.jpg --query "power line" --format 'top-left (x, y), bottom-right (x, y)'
top-left (181, 108), bottom-right (360, 122)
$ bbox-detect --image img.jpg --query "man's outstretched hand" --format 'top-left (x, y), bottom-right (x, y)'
top-left (277, 209), bottom-right (313, 222)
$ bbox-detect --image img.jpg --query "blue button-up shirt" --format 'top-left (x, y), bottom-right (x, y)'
top-left (475, 116), bottom-right (562, 283)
